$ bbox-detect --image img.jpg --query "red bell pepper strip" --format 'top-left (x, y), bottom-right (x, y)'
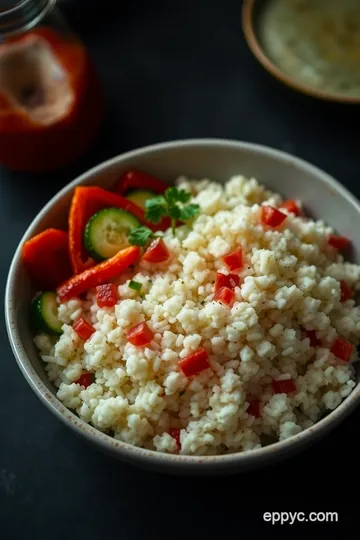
top-left (113, 169), bottom-right (168, 195)
top-left (68, 186), bottom-right (159, 274)
top-left (57, 245), bottom-right (139, 301)
top-left (22, 228), bottom-right (72, 290)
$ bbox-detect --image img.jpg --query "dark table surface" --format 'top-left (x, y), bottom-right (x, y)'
top-left (1, 1), bottom-right (359, 537)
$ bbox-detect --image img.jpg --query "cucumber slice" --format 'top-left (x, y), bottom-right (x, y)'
top-left (84, 207), bottom-right (141, 261)
top-left (126, 189), bottom-right (156, 209)
top-left (31, 291), bottom-right (62, 336)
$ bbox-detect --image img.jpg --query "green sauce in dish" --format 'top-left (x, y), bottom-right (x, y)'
top-left (259, 0), bottom-right (360, 97)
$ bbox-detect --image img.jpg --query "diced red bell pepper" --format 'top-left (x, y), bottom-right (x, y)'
top-left (127, 322), bottom-right (154, 346)
top-left (331, 338), bottom-right (354, 362)
top-left (222, 249), bottom-right (243, 271)
top-left (328, 234), bottom-right (350, 250)
top-left (272, 378), bottom-right (297, 394)
top-left (75, 372), bottom-right (93, 388)
top-left (178, 348), bottom-right (210, 377)
top-left (215, 272), bottom-right (240, 292)
top-left (280, 199), bottom-right (300, 216)
top-left (22, 228), bottom-right (73, 290)
top-left (260, 206), bottom-right (287, 228)
top-left (73, 317), bottom-right (95, 340)
top-left (305, 329), bottom-right (321, 348)
top-left (113, 169), bottom-right (168, 195)
top-left (168, 427), bottom-right (181, 452)
top-left (214, 286), bottom-right (235, 306)
top-left (96, 283), bottom-right (119, 308)
top-left (142, 238), bottom-right (169, 263)
top-left (57, 245), bottom-right (139, 301)
top-left (68, 186), bottom-right (160, 275)
top-left (340, 280), bottom-right (353, 303)
top-left (246, 399), bottom-right (261, 418)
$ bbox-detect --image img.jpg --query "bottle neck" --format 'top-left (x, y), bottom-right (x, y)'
top-left (0, 0), bottom-right (57, 36)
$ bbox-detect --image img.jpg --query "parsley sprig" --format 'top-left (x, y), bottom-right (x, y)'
top-left (128, 187), bottom-right (200, 246)
top-left (128, 226), bottom-right (154, 247)
top-left (145, 187), bottom-right (200, 236)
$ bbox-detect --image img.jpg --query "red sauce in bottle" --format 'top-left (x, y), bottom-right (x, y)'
top-left (0, 26), bottom-right (105, 172)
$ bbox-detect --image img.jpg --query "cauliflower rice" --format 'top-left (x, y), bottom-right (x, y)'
top-left (34, 174), bottom-right (360, 455)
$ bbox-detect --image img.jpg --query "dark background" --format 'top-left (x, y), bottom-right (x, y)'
top-left (1, 0), bottom-right (359, 537)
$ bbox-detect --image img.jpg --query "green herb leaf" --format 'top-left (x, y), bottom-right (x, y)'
top-left (164, 187), bottom-right (191, 206)
top-left (128, 226), bottom-right (154, 247)
top-left (177, 189), bottom-right (192, 203)
top-left (164, 187), bottom-right (178, 205)
top-left (179, 203), bottom-right (200, 221)
top-left (168, 205), bottom-right (181, 220)
top-left (145, 196), bottom-right (167, 223)
top-left (167, 187), bottom-right (192, 204)
top-left (129, 280), bottom-right (142, 292)
top-left (142, 187), bottom-right (200, 236)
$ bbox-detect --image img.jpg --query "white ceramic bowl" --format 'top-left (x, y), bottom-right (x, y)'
top-left (5, 139), bottom-right (360, 475)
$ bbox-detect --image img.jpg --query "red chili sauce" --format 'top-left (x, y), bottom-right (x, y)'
top-left (0, 27), bottom-right (105, 171)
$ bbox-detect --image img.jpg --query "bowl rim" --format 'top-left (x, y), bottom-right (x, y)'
top-left (241, 0), bottom-right (360, 105)
top-left (5, 137), bottom-right (360, 471)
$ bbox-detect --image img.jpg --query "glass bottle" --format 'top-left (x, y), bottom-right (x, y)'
top-left (0, 0), bottom-right (105, 172)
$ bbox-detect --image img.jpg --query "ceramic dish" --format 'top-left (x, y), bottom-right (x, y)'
top-left (5, 138), bottom-right (360, 476)
top-left (242, 0), bottom-right (360, 104)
